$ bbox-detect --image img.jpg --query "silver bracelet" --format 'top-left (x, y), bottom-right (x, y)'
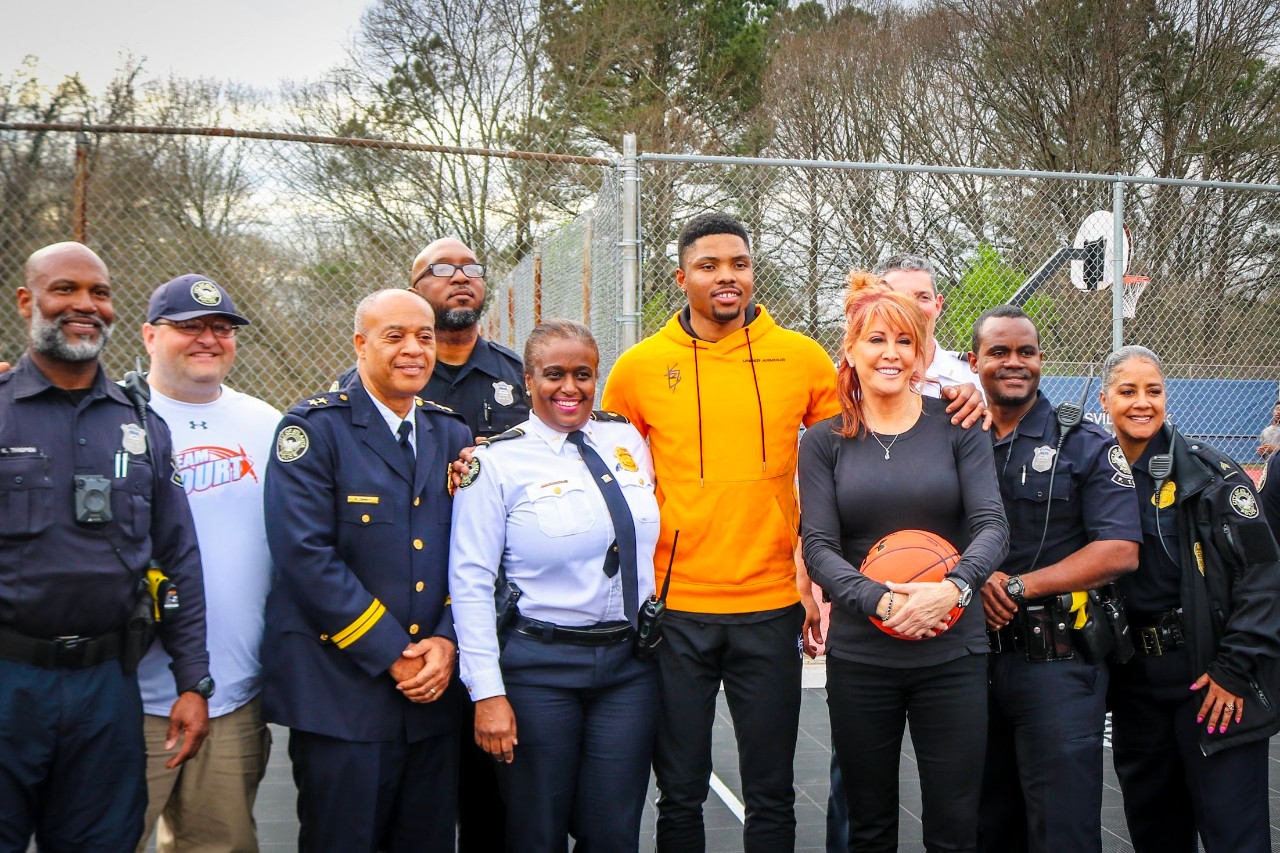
top-left (884, 590), bottom-right (895, 620)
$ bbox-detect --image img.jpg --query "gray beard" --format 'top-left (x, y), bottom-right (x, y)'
top-left (434, 305), bottom-right (482, 331)
top-left (30, 311), bottom-right (111, 362)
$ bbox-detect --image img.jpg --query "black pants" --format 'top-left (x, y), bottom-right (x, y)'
top-left (978, 651), bottom-right (1108, 853)
top-left (498, 633), bottom-right (657, 853)
top-left (288, 729), bottom-right (459, 853)
top-left (653, 606), bottom-right (804, 853)
top-left (1109, 647), bottom-right (1271, 853)
top-left (457, 702), bottom-right (505, 853)
top-left (827, 653), bottom-right (987, 853)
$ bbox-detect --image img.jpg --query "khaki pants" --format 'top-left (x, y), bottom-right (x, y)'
top-left (137, 695), bottom-right (271, 853)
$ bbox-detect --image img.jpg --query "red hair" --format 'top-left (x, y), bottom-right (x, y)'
top-left (836, 289), bottom-right (929, 439)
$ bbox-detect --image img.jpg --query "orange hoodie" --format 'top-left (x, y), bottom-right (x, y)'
top-left (601, 306), bottom-right (839, 614)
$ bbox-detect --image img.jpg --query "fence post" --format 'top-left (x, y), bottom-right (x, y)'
top-left (533, 244), bottom-right (543, 327)
top-left (620, 133), bottom-right (640, 350)
top-left (73, 131), bottom-right (90, 243)
top-left (582, 214), bottom-right (593, 326)
top-left (1112, 178), bottom-right (1125, 352)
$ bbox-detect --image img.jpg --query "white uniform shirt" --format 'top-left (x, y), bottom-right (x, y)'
top-left (922, 339), bottom-right (982, 400)
top-left (449, 414), bottom-right (661, 701)
top-left (137, 385), bottom-right (282, 717)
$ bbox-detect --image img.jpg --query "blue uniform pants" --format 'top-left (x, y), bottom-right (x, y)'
top-left (288, 728), bottom-right (459, 853)
top-left (497, 632), bottom-right (657, 853)
top-left (653, 607), bottom-right (805, 853)
top-left (0, 658), bottom-right (145, 853)
top-left (1110, 647), bottom-right (1271, 853)
top-left (827, 653), bottom-right (988, 853)
top-left (978, 650), bottom-right (1108, 853)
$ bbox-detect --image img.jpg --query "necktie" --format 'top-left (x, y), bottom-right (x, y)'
top-left (566, 429), bottom-right (639, 628)
top-left (397, 420), bottom-right (415, 470)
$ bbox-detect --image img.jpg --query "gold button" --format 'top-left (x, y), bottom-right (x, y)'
top-left (415, 581), bottom-right (424, 592)
top-left (413, 497), bottom-right (420, 507)
top-left (339, 394), bottom-right (348, 401)
top-left (554, 487), bottom-right (562, 494)
top-left (413, 538), bottom-right (424, 550)
top-left (361, 514), bottom-right (370, 523)
top-left (409, 624), bottom-right (420, 635)
top-left (319, 633), bottom-right (329, 641)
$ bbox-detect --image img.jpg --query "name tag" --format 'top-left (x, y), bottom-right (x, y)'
top-left (346, 495), bottom-right (380, 504)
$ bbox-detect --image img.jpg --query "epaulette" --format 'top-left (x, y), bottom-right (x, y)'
top-left (289, 391), bottom-right (353, 416)
top-left (485, 339), bottom-right (524, 364)
top-left (0, 370), bottom-right (12, 386)
top-left (478, 427), bottom-right (527, 447)
top-left (590, 409), bottom-right (630, 424)
top-left (1185, 438), bottom-right (1245, 482)
top-left (416, 397), bottom-right (468, 424)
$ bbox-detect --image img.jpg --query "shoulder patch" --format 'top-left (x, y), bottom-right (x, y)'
top-left (458, 457), bottom-right (481, 489)
top-left (478, 426), bottom-right (526, 447)
top-left (591, 409), bottom-right (631, 424)
top-left (276, 426), bottom-right (310, 463)
top-left (1108, 445), bottom-right (1134, 488)
top-left (1260, 461), bottom-right (1269, 491)
top-left (1229, 485), bottom-right (1259, 519)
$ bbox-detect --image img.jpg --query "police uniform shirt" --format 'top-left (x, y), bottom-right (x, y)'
top-left (366, 384), bottom-right (416, 447)
top-left (992, 392), bottom-right (1141, 577)
top-left (448, 414), bottom-right (661, 701)
top-left (1261, 450), bottom-right (1280, 538)
top-left (1122, 428), bottom-right (1183, 612)
top-left (925, 341), bottom-right (979, 399)
top-left (335, 336), bottom-right (528, 439)
top-left (0, 355), bottom-right (209, 691)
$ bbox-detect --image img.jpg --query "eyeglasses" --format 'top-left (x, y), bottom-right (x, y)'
top-left (154, 319), bottom-right (238, 338)
top-left (423, 263), bottom-right (486, 279)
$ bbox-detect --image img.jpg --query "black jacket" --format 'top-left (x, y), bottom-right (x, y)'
top-left (1168, 425), bottom-right (1280, 755)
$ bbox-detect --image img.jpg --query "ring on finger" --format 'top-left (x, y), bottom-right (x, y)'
top-left (1226, 703), bottom-right (1237, 711)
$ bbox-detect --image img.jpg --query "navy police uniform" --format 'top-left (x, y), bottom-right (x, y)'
top-left (340, 334), bottom-right (527, 849)
top-left (1109, 426), bottom-right (1280, 853)
top-left (1261, 450), bottom-right (1279, 536)
top-left (0, 355), bottom-right (209, 852)
top-left (979, 393), bottom-right (1141, 853)
top-left (262, 377), bottom-right (471, 853)
top-left (334, 336), bottom-right (528, 439)
top-left (449, 412), bottom-right (662, 853)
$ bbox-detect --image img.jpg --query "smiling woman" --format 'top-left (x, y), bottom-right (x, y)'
top-left (448, 318), bottom-right (663, 853)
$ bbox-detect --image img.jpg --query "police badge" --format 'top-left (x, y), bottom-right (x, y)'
top-left (1030, 445), bottom-right (1056, 473)
top-left (492, 381), bottom-right (515, 407)
top-left (191, 280), bottom-right (222, 306)
top-left (614, 446), bottom-right (639, 473)
top-left (120, 423), bottom-right (148, 455)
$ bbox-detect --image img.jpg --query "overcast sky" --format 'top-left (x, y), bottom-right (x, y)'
top-left (2, 0), bottom-right (373, 93)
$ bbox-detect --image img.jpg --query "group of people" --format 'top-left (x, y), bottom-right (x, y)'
top-left (1, 211), bottom-right (1279, 853)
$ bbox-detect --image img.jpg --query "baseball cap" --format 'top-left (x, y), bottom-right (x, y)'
top-left (147, 274), bottom-right (250, 325)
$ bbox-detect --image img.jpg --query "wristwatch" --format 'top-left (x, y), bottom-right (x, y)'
top-left (945, 576), bottom-right (973, 608)
top-left (1005, 575), bottom-right (1027, 605)
top-left (187, 675), bottom-right (216, 700)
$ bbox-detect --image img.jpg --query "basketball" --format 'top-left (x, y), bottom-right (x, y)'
top-left (860, 529), bottom-right (963, 640)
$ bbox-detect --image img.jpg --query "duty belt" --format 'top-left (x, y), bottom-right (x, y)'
top-left (510, 615), bottom-right (633, 647)
top-left (1132, 609), bottom-right (1185, 656)
top-left (0, 627), bottom-right (123, 668)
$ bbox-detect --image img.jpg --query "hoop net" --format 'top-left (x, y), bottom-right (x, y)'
top-left (1122, 275), bottom-right (1149, 320)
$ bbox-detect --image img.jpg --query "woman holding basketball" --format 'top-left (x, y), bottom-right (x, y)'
top-left (1099, 345), bottom-right (1280, 853)
top-left (798, 287), bottom-right (1007, 852)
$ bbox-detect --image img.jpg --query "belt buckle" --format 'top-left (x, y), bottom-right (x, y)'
top-left (1140, 626), bottom-right (1163, 656)
top-left (53, 635), bottom-right (89, 667)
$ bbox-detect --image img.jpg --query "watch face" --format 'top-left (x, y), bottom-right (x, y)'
top-left (194, 676), bottom-right (215, 699)
top-left (1006, 577), bottom-right (1024, 600)
top-left (958, 587), bottom-right (973, 607)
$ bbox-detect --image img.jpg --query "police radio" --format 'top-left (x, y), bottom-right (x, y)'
top-left (635, 530), bottom-right (678, 661)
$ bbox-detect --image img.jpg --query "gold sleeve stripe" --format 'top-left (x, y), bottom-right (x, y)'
top-left (333, 600), bottom-right (386, 648)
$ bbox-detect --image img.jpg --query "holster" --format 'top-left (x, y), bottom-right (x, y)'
top-left (494, 578), bottom-right (524, 649)
top-left (121, 582), bottom-right (156, 674)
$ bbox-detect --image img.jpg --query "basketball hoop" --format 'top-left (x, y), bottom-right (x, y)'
top-left (1122, 275), bottom-right (1149, 320)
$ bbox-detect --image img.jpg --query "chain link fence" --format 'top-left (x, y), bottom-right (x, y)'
top-left (637, 154), bottom-right (1280, 466)
top-left (3, 126), bottom-right (1277, 463)
top-left (0, 125), bottom-right (619, 412)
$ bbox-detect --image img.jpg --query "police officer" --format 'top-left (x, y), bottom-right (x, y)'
top-left (449, 319), bottom-right (661, 852)
top-left (334, 237), bottom-right (528, 440)
top-left (263, 289), bottom-right (472, 852)
top-left (967, 305), bottom-right (1141, 853)
top-left (1264, 443), bottom-right (1280, 536)
top-left (0, 242), bottom-right (212, 851)
top-left (1100, 346), bottom-right (1280, 853)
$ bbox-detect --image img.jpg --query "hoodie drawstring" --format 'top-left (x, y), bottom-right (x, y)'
top-left (691, 339), bottom-right (705, 487)
top-left (744, 327), bottom-right (767, 472)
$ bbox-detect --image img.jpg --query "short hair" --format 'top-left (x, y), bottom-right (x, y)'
top-left (835, 290), bottom-right (929, 439)
top-left (523, 318), bottom-right (599, 372)
top-left (1101, 345), bottom-right (1164, 393)
top-left (354, 288), bottom-right (425, 335)
top-left (971, 304), bottom-right (1038, 355)
top-left (677, 212), bottom-right (750, 267)
top-left (873, 254), bottom-right (934, 279)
